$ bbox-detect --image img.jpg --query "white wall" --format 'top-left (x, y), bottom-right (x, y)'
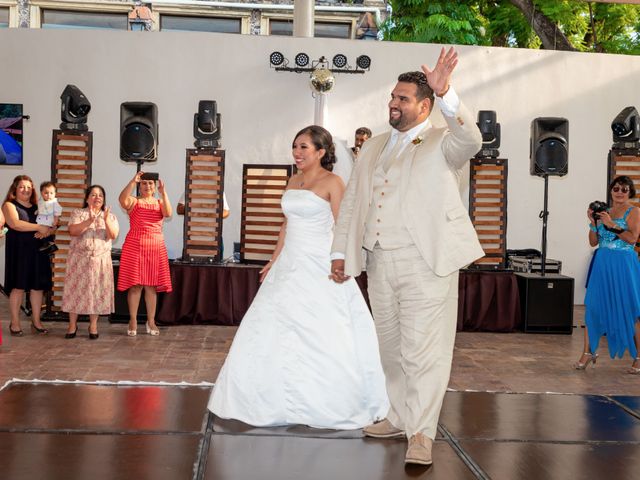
top-left (1, 29), bottom-right (640, 303)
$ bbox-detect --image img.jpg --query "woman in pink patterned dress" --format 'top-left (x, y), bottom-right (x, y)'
top-left (62, 185), bottom-right (119, 339)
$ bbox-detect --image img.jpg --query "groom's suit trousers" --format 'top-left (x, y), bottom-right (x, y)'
top-left (366, 245), bottom-right (458, 440)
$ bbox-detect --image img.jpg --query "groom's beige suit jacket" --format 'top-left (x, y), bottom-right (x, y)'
top-left (331, 102), bottom-right (484, 276)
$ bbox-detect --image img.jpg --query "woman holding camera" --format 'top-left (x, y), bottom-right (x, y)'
top-left (117, 171), bottom-right (172, 337)
top-left (576, 175), bottom-right (640, 373)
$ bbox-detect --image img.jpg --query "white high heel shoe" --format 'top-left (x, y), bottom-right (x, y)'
top-left (146, 322), bottom-right (160, 336)
top-left (127, 321), bottom-right (137, 337)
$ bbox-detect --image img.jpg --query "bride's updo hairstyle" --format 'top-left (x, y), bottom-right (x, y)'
top-left (293, 125), bottom-right (337, 172)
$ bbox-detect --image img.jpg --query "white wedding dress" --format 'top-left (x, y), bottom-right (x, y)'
top-left (208, 189), bottom-right (389, 429)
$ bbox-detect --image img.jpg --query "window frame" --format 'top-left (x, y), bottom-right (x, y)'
top-left (30, 1), bottom-right (131, 29)
top-left (0, 0), bottom-right (18, 28)
top-left (153, 4), bottom-right (250, 34)
top-left (261, 12), bottom-right (357, 39)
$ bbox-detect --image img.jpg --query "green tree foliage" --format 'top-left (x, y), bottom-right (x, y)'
top-left (383, 0), bottom-right (640, 55)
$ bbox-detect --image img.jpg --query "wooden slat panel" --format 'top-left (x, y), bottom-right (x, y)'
top-left (56, 183), bottom-right (88, 189)
top-left (473, 193), bottom-right (504, 198)
top-left (190, 193), bottom-right (220, 199)
top-left (188, 174), bottom-right (219, 181)
top-left (242, 229), bottom-right (280, 236)
top-left (57, 133), bottom-right (90, 141)
top-left (57, 192), bottom-right (85, 199)
top-left (241, 220), bottom-right (284, 227)
top-left (188, 202), bottom-right (217, 209)
top-left (473, 165), bottom-right (504, 171)
top-left (186, 249), bottom-right (219, 255)
top-left (187, 240), bottom-right (219, 246)
top-left (56, 144), bottom-right (87, 152)
top-left (244, 202), bottom-right (282, 209)
top-left (245, 175), bottom-right (290, 181)
top-left (242, 247), bottom-right (276, 255)
top-left (472, 174), bottom-right (503, 180)
top-left (188, 221), bottom-right (218, 227)
top-left (56, 173), bottom-right (87, 180)
top-left (56, 155), bottom-right (89, 161)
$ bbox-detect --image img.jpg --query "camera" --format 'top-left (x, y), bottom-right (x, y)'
top-left (140, 172), bottom-right (159, 181)
top-left (589, 200), bottom-right (608, 218)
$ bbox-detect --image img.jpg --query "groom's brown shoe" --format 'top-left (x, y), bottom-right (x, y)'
top-left (405, 432), bottom-right (433, 465)
top-left (363, 418), bottom-right (405, 439)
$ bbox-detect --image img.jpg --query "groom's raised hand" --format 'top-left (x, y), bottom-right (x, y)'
top-left (329, 259), bottom-right (350, 284)
top-left (421, 46), bottom-right (457, 97)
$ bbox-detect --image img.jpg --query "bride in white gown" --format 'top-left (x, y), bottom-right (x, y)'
top-left (208, 126), bottom-right (389, 429)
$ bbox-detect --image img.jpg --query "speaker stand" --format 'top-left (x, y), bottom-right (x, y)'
top-left (539, 174), bottom-right (550, 276)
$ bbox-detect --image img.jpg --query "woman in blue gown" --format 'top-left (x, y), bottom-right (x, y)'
top-left (576, 175), bottom-right (640, 373)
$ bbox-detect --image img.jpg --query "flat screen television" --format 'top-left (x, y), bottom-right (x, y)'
top-left (0, 103), bottom-right (23, 165)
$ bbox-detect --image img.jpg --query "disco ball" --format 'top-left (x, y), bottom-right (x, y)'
top-left (310, 67), bottom-right (335, 94)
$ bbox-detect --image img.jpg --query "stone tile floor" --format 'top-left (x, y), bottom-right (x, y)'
top-left (1, 295), bottom-right (639, 396)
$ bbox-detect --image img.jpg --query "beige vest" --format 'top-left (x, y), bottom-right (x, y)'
top-left (363, 152), bottom-right (414, 250)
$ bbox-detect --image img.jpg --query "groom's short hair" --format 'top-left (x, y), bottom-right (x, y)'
top-left (398, 71), bottom-right (434, 104)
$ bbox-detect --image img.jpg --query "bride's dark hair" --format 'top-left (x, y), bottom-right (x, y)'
top-left (293, 125), bottom-right (336, 172)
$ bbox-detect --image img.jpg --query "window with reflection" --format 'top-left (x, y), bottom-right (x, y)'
top-left (161, 14), bottom-right (241, 34)
top-left (0, 7), bottom-right (9, 28)
top-left (41, 10), bottom-right (128, 30)
top-left (269, 19), bottom-right (351, 39)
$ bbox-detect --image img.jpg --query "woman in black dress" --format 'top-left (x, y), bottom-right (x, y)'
top-left (2, 175), bottom-right (54, 336)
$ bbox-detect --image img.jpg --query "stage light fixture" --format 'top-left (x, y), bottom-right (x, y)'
top-left (295, 52), bottom-right (310, 68)
top-left (611, 106), bottom-right (640, 145)
top-left (475, 110), bottom-right (500, 159)
top-left (356, 55), bottom-right (371, 70)
top-left (60, 84), bottom-right (91, 131)
top-left (332, 54), bottom-right (347, 69)
top-left (270, 51), bottom-right (285, 67)
top-left (268, 52), bottom-right (369, 76)
top-left (193, 100), bottom-right (221, 149)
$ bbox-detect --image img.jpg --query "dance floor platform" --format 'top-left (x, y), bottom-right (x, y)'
top-left (1, 381), bottom-right (640, 480)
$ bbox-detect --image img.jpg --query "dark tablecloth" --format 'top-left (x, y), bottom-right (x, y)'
top-left (457, 270), bottom-right (522, 332)
top-left (156, 263), bottom-right (260, 326)
top-left (154, 264), bottom-right (521, 332)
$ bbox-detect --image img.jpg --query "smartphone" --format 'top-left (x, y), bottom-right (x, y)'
top-left (140, 172), bottom-right (159, 181)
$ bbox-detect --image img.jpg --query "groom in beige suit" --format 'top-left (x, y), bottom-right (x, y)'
top-left (330, 47), bottom-right (483, 466)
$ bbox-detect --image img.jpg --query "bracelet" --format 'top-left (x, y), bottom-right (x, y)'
top-left (589, 224), bottom-right (597, 232)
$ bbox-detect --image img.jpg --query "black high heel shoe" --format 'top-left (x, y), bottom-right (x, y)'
top-left (65, 328), bottom-right (78, 339)
top-left (88, 328), bottom-right (99, 340)
top-left (30, 323), bottom-right (49, 334)
top-left (10, 327), bottom-right (24, 336)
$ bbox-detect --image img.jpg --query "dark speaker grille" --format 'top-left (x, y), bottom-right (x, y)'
top-left (121, 123), bottom-right (155, 159)
top-left (534, 139), bottom-right (568, 176)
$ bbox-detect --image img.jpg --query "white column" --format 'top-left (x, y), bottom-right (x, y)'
top-left (293, 0), bottom-right (314, 38)
top-left (314, 94), bottom-right (328, 127)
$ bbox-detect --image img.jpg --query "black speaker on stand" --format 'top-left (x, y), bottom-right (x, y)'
top-left (120, 101), bottom-right (158, 176)
top-left (530, 117), bottom-right (569, 275)
top-left (517, 117), bottom-right (574, 334)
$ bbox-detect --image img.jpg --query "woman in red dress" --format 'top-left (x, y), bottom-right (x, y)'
top-left (118, 171), bottom-right (172, 336)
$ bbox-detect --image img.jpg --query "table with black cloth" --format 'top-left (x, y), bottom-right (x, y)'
top-left (156, 263), bottom-right (261, 326)
top-left (153, 263), bottom-right (521, 332)
top-left (457, 269), bottom-right (522, 332)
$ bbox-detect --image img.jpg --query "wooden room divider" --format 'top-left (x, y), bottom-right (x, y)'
top-left (47, 130), bottom-right (93, 316)
top-left (468, 158), bottom-right (508, 267)
top-left (239, 164), bottom-right (295, 265)
top-left (182, 148), bottom-right (226, 262)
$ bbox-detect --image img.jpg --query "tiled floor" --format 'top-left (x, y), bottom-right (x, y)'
top-left (1, 294), bottom-right (640, 396)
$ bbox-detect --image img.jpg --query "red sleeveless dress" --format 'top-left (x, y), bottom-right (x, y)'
top-left (117, 200), bottom-right (172, 293)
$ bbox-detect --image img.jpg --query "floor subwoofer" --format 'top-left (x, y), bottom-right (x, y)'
top-left (516, 272), bottom-right (574, 334)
